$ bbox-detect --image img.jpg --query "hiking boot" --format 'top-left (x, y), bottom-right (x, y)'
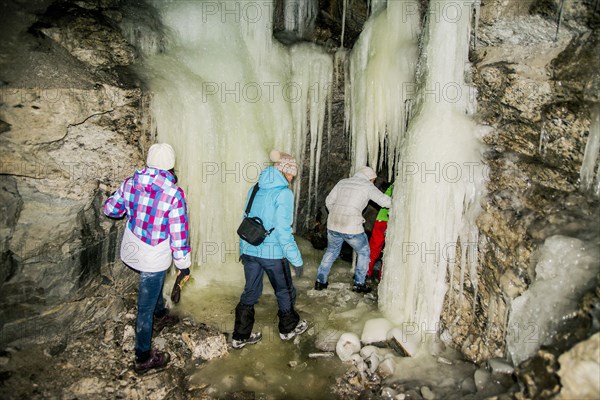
top-left (232, 332), bottom-right (262, 349)
top-left (279, 319), bottom-right (308, 341)
top-left (134, 350), bottom-right (170, 374)
top-left (154, 312), bottom-right (179, 332)
top-left (352, 283), bottom-right (372, 294)
top-left (314, 280), bottom-right (328, 291)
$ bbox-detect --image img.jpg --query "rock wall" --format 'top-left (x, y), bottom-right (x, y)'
top-left (440, 0), bottom-right (600, 364)
top-left (0, 0), bottom-right (154, 345)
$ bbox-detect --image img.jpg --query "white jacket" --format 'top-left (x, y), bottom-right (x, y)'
top-left (325, 171), bottom-right (392, 234)
top-left (120, 226), bottom-right (191, 273)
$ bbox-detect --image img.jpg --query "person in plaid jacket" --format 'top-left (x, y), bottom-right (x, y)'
top-left (104, 143), bottom-right (191, 374)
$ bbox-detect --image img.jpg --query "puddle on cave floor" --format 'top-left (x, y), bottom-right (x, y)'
top-left (165, 238), bottom-right (513, 399)
top-left (170, 237), bottom-right (374, 398)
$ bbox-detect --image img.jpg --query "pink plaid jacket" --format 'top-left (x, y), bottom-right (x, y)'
top-left (103, 168), bottom-right (191, 260)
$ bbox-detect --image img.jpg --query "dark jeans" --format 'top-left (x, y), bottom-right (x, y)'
top-left (233, 255), bottom-right (299, 340)
top-left (135, 270), bottom-right (167, 361)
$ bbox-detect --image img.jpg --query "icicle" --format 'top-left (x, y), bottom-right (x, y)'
top-left (347, 0), bottom-right (420, 173)
top-left (555, 0), bottom-right (566, 41)
top-left (472, 0), bottom-right (481, 50)
top-left (284, 0), bottom-right (317, 39)
top-left (289, 45), bottom-right (334, 229)
top-left (539, 117), bottom-right (549, 158)
top-left (369, 0), bottom-right (387, 16)
top-left (580, 107), bottom-right (600, 196)
top-left (341, 0), bottom-right (348, 49)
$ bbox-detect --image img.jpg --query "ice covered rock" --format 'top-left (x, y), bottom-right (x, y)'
top-left (474, 368), bottom-right (491, 391)
top-left (507, 236), bottom-right (599, 365)
top-left (387, 326), bottom-right (421, 357)
top-left (361, 318), bottom-right (393, 345)
top-left (366, 353), bottom-right (381, 373)
top-left (377, 358), bottom-right (396, 378)
top-left (487, 358), bottom-right (514, 375)
top-left (360, 345), bottom-right (379, 358)
top-left (336, 332), bottom-right (361, 361)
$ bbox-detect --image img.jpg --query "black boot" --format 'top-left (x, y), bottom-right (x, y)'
top-left (278, 308), bottom-right (300, 335)
top-left (314, 280), bottom-right (328, 290)
top-left (233, 303), bottom-right (255, 341)
top-left (352, 283), bottom-right (372, 293)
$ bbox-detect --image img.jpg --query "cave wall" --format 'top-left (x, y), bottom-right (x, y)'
top-left (439, 0), bottom-right (600, 364)
top-left (0, 0), bottom-right (154, 345)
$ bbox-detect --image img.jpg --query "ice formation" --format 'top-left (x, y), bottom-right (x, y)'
top-left (580, 106), bottom-right (600, 197)
top-left (144, 1), bottom-right (332, 282)
top-left (376, 0), bottom-right (485, 344)
top-left (507, 235), bottom-right (599, 365)
top-left (336, 332), bottom-right (362, 361)
top-left (283, 0), bottom-right (317, 39)
top-left (346, 0), bottom-right (420, 178)
top-left (361, 317), bottom-right (393, 344)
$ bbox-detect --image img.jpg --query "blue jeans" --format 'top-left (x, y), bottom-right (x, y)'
top-left (316, 230), bottom-right (370, 285)
top-left (239, 255), bottom-right (296, 313)
top-left (135, 270), bottom-right (167, 360)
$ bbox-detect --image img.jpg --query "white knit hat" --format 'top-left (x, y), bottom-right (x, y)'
top-left (270, 150), bottom-right (298, 177)
top-left (147, 143), bottom-right (175, 171)
top-left (357, 166), bottom-right (377, 180)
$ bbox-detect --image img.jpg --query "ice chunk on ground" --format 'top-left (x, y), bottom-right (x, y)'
top-left (361, 317), bottom-right (393, 345)
top-left (336, 332), bottom-right (361, 361)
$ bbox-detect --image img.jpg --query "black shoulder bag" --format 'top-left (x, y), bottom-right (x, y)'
top-left (237, 184), bottom-right (274, 246)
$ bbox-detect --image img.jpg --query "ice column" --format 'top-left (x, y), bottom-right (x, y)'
top-left (144, 1), bottom-right (332, 283)
top-left (379, 0), bottom-right (485, 341)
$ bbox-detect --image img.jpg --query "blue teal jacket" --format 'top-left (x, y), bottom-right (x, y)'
top-left (239, 166), bottom-right (303, 267)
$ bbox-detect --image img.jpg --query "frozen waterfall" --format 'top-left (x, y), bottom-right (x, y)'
top-left (376, 0), bottom-right (485, 348)
top-left (142, 0), bottom-right (332, 283)
top-left (346, 0), bottom-right (420, 178)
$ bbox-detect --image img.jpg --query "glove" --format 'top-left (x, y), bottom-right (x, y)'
top-left (294, 265), bottom-right (303, 278)
top-left (170, 268), bottom-right (191, 304)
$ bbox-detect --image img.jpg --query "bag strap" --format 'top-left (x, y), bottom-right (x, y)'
top-left (244, 184), bottom-right (260, 216)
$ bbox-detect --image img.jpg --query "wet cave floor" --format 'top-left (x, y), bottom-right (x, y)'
top-left (0, 238), bottom-right (518, 399)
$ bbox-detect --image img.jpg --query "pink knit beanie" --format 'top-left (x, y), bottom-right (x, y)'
top-left (270, 150), bottom-right (298, 177)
